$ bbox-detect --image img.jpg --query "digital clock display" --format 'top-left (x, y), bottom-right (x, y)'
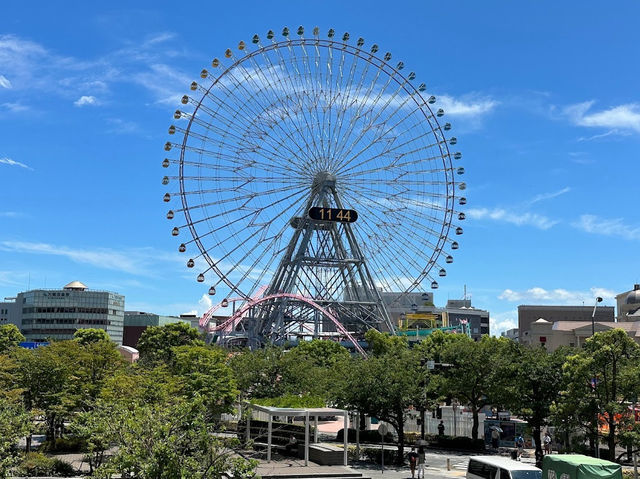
top-left (308, 207), bottom-right (358, 223)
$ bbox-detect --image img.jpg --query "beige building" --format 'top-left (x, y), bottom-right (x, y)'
top-left (521, 319), bottom-right (640, 351)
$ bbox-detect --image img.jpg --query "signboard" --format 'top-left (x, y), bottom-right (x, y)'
top-left (19, 341), bottom-right (49, 349)
top-left (308, 207), bottom-right (358, 223)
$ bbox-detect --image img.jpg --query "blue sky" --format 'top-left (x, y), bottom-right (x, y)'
top-left (1, 1), bottom-right (639, 335)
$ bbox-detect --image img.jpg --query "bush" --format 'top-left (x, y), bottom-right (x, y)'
top-left (335, 428), bottom-right (395, 444)
top-left (362, 446), bottom-right (397, 464)
top-left (17, 452), bottom-right (76, 477)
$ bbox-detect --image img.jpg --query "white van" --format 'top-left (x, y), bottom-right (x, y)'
top-left (467, 456), bottom-right (542, 479)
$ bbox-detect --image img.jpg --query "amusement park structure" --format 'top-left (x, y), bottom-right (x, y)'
top-left (162, 27), bottom-right (466, 352)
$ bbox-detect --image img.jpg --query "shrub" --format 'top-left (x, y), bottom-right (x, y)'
top-left (361, 446), bottom-right (397, 464)
top-left (16, 452), bottom-right (76, 477)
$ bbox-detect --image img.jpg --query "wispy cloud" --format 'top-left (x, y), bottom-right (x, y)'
top-left (0, 241), bottom-right (172, 276)
top-left (2, 102), bottom-right (29, 113)
top-left (438, 94), bottom-right (497, 118)
top-left (572, 214), bottom-right (640, 241)
top-left (466, 208), bottom-right (558, 230)
top-left (0, 33), bottom-right (185, 106)
top-left (526, 187), bottom-right (571, 206)
top-left (0, 74), bottom-right (11, 89)
top-left (0, 157), bottom-right (33, 170)
top-left (74, 95), bottom-right (99, 107)
top-left (499, 286), bottom-right (616, 304)
top-left (564, 100), bottom-right (640, 133)
top-left (0, 212), bottom-right (24, 218)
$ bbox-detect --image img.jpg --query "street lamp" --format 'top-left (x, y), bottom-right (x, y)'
top-left (591, 297), bottom-right (603, 336)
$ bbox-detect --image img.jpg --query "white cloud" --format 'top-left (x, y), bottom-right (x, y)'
top-left (74, 95), bottom-right (98, 107)
top-left (466, 207), bottom-right (558, 230)
top-left (490, 310), bottom-right (518, 337)
top-left (0, 157), bottom-right (33, 170)
top-left (526, 187), bottom-right (571, 206)
top-left (498, 286), bottom-right (616, 304)
top-left (564, 101), bottom-right (640, 133)
top-left (438, 95), bottom-right (497, 117)
top-left (572, 214), bottom-right (640, 241)
top-left (198, 294), bottom-right (212, 314)
top-left (0, 241), bottom-right (164, 276)
top-left (2, 102), bottom-right (29, 113)
top-left (0, 74), bottom-right (11, 89)
top-left (0, 211), bottom-right (23, 218)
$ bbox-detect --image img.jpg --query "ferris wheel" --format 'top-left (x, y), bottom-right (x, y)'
top-left (162, 26), bottom-right (466, 347)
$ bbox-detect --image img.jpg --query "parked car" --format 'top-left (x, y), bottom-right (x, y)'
top-left (467, 456), bottom-right (542, 479)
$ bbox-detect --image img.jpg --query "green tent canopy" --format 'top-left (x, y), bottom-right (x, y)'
top-left (542, 455), bottom-right (622, 479)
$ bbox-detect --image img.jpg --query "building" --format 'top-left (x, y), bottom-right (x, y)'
top-left (444, 299), bottom-right (490, 340)
top-left (521, 319), bottom-right (640, 351)
top-left (518, 305), bottom-right (614, 339)
top-left (380, 292), bottom-right (490, 341)
top-left (501, 328), bottom-right (519, 341)
top-left (123, 311), bottom-right (193, 347)
top-left (616, 284), bottom-right (640, 321)
top-left (0, 281), bottom-right (124, 344)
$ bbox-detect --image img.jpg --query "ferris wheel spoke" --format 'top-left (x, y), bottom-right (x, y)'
top-left (201, 65), bottom-right (318, 169)
top-left (335, 80), bottom-right (414, 165)
top-left (260, 41), bottom-right (324, 162)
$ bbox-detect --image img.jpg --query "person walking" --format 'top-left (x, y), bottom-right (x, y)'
top-left (408, 446), bottom-right (419, 479)
top-left (491, 428), bottom-right (500, 450)
top-left (437, 420), bottom-right (445, 436)
top-left (515, 434), bottom-right (525, 461)
top-left (417, 446), bottom-right (426, 479)
top-left (543, 432), bottom-right (552, 455)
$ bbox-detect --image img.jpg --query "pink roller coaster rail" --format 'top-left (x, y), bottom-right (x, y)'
top-left (202, 292), bottom-right (367, 358)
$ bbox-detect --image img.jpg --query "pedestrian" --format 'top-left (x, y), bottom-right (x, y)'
top-left (491, 428), bottom-right (500, 450)
top-left (515, 434), bottom-right (525, 461)
top-left (408, 446), bottom-right (418, 479)
top-left (438, 420), bottom-right (445, 436)
top-left (285, 434), bottom-right (297, 455)
top-left (417, 446), bottom-right (426, 479)
top-left (543, 432), bottom-right (552, 455)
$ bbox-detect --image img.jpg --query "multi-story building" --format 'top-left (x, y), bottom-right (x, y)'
top-left (123, 311), bottom-right (193, 347)
top-left (445, 300), bottom-right (490, 340)
top-left (0, 281), bottom-right (124, 344)
top-left (518, 304), bottom-right (614, 339)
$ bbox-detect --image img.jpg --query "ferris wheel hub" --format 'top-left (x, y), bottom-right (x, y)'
top-left (312, 171), bottom-right (337, 189)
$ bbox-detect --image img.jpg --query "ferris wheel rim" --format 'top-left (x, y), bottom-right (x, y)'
top-left (167, 29), bottom-right (464, 300)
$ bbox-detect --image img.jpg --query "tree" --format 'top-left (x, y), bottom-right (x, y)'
top-left (560, 329), bottom-right (640, 461)
top-left (170, 345), bottom-right (238, 418)
top-left (336, 332), bottom-right (424, 464)
top-left (228, 347), bottom-right (286, 400)
top-left (0, 397), bottom-right (31, 479)
top-left (136, 322), bottom-right (204, 366)
top-left (500, 345), bottom-right (566, 465)
top-left (0, 324), bottom-right (25, 352)
top-left (84, 396), bottom-right (257, 479)
top-left (280, 340), bottom-right (350, 402)
top-left (73, 328), bottom-right (110, 345)
top-left (441, 335), bottom-right (513, 440)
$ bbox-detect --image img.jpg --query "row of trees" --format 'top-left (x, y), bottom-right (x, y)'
top-left (229, 328), bottom-right (640, 464)
top-left (0, 323), bottom-right (248, 478)
top-left (2, 322), bottom-right (640, 475)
